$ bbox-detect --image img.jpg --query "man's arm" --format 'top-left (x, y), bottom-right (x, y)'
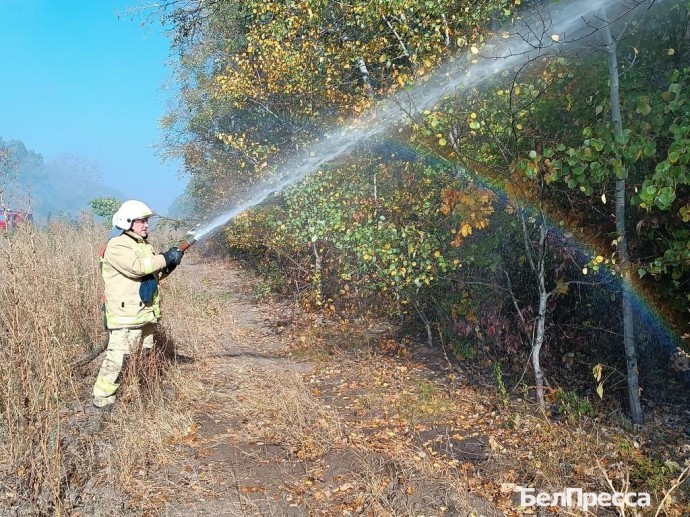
top-left (104, 240), bottom-right (167, 278)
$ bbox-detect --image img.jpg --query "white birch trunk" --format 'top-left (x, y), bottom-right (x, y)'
top-left (601, 9), bottom-right (643, 425)
top-left (532, 218), bottom-right (548, 409)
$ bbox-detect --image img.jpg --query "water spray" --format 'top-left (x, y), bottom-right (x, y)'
top-left (169, 0), bottom-right (645, 246)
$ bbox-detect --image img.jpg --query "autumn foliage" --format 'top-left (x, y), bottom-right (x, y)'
top-left (159, 0), bottom-right (690, 429)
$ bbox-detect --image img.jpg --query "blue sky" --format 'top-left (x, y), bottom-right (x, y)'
top-left (0, 0), bottom-right (186, 215)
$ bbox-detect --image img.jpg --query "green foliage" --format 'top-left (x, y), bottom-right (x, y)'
top-left (617, 438), bottom-right (672, 493)
top-left (223, 157), bottom-right (495, 314)
top-left (555, 389), bottom-right (594, 421)
top-left (523, 65), bottom-right (690, 288)
top-left (160, 0), bottom-right (512, 213)
top-left (417, 380), bottom-right (438, 400)
top-left (89, 196), bottom-right (120, 221)
top-left (162, 0), bottom-right (690, 411)
top-left (253, 281), bottom-right (272, 303)
top-left (629, 457), bottom-right (669, 493)
top-left (494, 363), bottom-right (509, 407)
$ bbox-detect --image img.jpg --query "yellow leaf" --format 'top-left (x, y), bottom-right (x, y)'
top-left (555, 279), bottom-right (568, 295)
top-left (438, 137), bottom-right (447, 146)
top-left (551, 34), bottom-right (560, 42)
top-left (470, 46), bottom-right (479, 54)
top-left (488, 436), bottom-right (501, 451)
top-left (592, 363), bottom-right (603, 382)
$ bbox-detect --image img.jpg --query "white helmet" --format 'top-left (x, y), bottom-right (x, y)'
top-left (112, 200), bottom-right (155, 230)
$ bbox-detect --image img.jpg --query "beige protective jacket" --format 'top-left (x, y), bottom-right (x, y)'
top-left (101, 231), bottom-right (168, 329)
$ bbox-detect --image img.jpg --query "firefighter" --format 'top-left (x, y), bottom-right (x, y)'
top-left (92, 200), bottom-right (184, 409)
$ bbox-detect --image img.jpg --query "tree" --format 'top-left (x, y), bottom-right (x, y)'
top-left (0, 138), bottom-right (124, 219)
top-left (89, 197), bottom-right (120, 222)
top-left (518, 0), bottom-right (689, 423)
top-left (600, 5), bottom-right (643, 425)
top-left (155, 0), bottom-right (689, 421)
top-left (155, 0), bottom-right (510, 214)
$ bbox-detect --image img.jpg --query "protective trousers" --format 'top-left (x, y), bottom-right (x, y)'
top-left (92, 323), bottom-right (155, 408)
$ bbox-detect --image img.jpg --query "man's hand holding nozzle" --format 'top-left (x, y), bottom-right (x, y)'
top-left (163, 247), bottom-right (184, 267)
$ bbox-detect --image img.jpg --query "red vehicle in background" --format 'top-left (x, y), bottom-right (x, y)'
top-left (0, 210), bottom-right (32, 231)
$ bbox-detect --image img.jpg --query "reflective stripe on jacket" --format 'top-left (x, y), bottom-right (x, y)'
top-left (101, 231), bottom-right (168, 329)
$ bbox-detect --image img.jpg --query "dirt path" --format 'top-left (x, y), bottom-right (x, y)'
top-left (154, 256), bottom-right (504, 517)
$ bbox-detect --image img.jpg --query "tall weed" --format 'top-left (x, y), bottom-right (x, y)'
top-left (0, 220), bottom-right (104, 514)
top-left (0, 219), bottom-right (199, 515)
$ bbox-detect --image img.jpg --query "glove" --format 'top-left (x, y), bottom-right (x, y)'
top-left (162, 247), bottom-right (184, 267)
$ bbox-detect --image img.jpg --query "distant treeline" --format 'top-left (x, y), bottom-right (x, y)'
top-left (0, 137), bottom-right (123, 219)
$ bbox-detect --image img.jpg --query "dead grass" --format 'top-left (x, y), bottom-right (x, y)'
top-left (283, 316), bottom-right (690, 516)
top-left (85, 253), bottom-right (236, 512)
top-left (0, 220), bottom-right (104, 516)
top-left (350, 454), bottom-right (472, 516)
top-left (0, 220), bottom-right (214, 516)
top-left (160, 258), bottom-right (690, 516)
top-left (5, 221), bottom-right (682, 517)
top-left (223, 367), bottom-right (344, 461)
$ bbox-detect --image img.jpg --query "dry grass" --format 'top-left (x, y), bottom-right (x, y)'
top-left (4, 220), bottom-right (683, 516)
top-left (224, 367), bottom-right (344, 461)
top-left (0, 219), bottom-right (209, 516)
top-left (282, 317), bottom-right (690, 516)
top-left (86, 252), bottom-right (228, 512)
top-left (349, 455), bottom-right (468, 516)
top-left (0, 220), bottom-right (104, 515)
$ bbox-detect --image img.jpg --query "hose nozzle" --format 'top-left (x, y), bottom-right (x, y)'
top-left (178, 232), bottom-right (197, 252)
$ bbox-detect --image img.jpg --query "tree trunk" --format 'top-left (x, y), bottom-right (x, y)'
top-left (312, 240), bottom-right (323, 307)
top-left (601, 9), bottom-right (644, 425)
top-left (532, 216), bottom-right (548, 409)
top-left (357, 57), bottom-right (374, 98)
top-left (518, 203), bottom-right (549, 410)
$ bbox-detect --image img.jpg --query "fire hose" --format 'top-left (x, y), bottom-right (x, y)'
top-left (72, 234), bottom-right (197, 367)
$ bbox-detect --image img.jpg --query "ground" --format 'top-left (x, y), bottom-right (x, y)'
top-left (73, 254), bottom-right (689, 517)
top-left (154, 256), bottom-right (503, 516)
